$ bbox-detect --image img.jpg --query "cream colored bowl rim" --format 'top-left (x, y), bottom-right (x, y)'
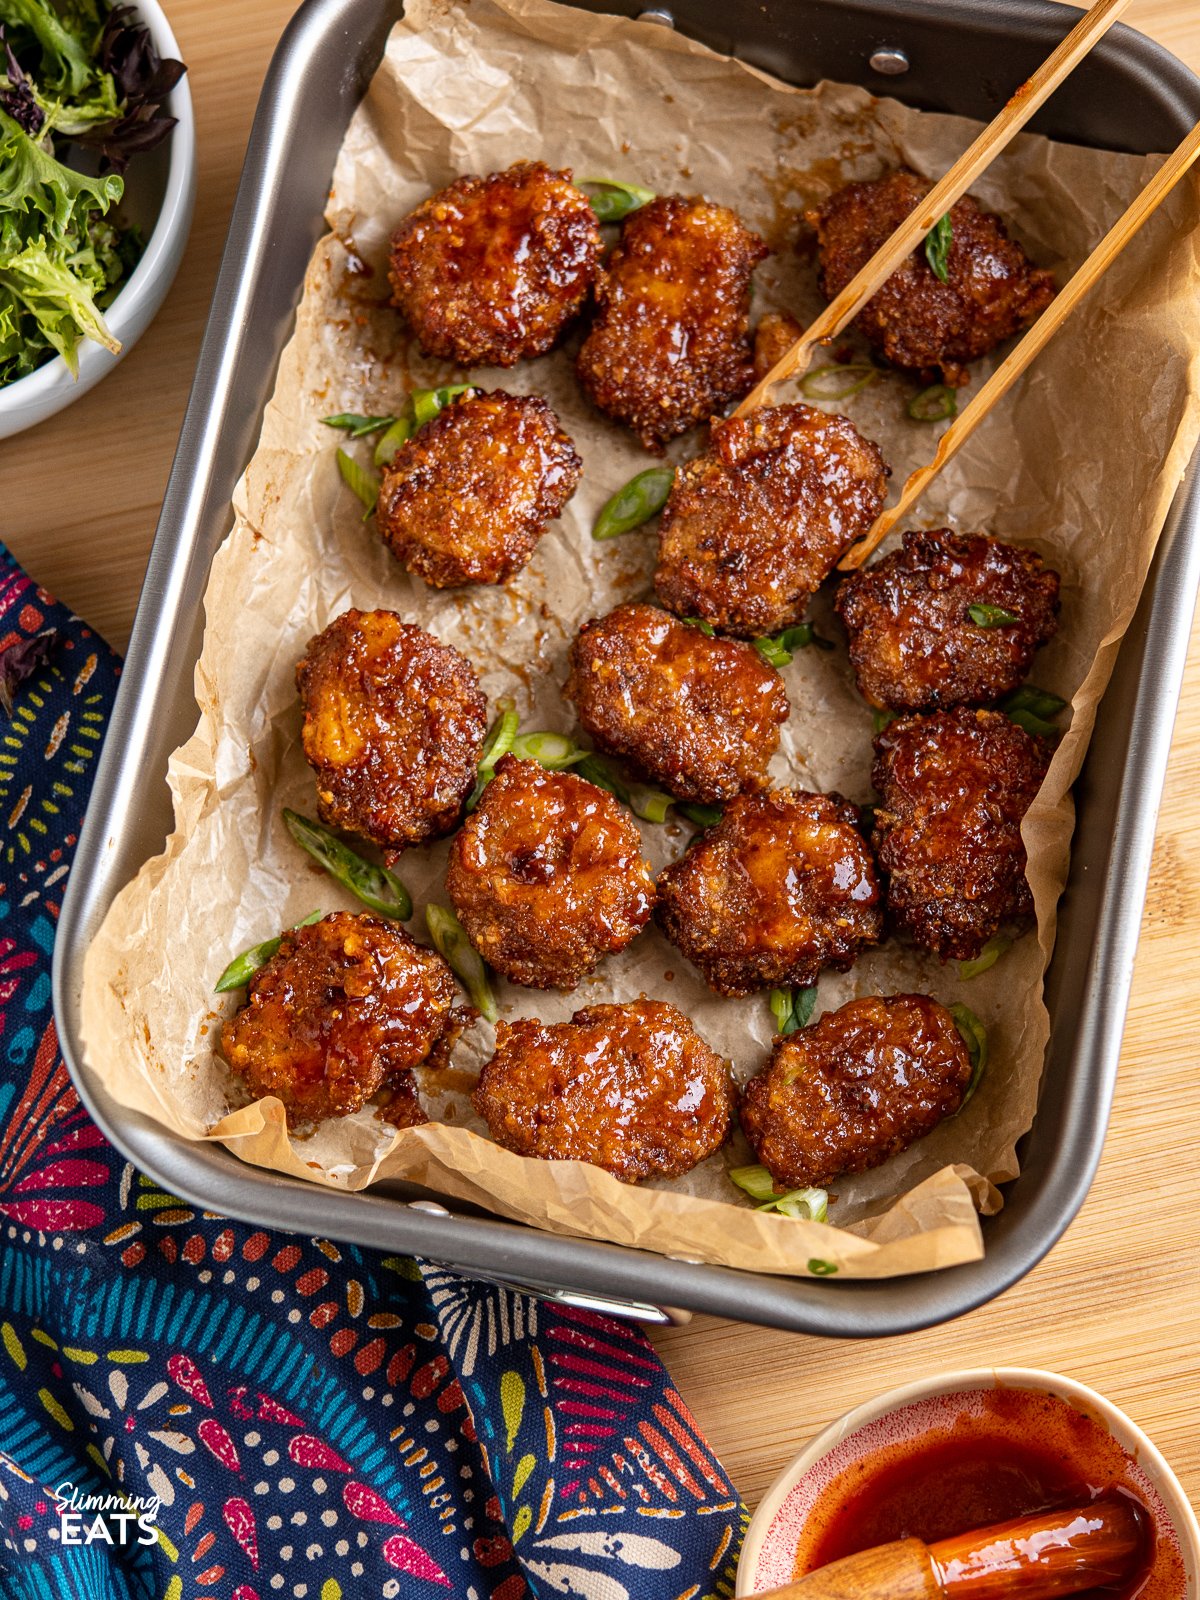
top-left (0, 0), bottom-right (195, 416)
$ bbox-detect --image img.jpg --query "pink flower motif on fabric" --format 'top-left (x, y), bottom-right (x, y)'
top-left (224, 1497), bottom-right (260, 1570)
top-left (197, 1417), bottom-right (241, 1473)
top-left (168, 1353), bottom-right (214, 1409)
top-left (343, 1481), bottom-right (407, 1527)
top-left (382, 1533), bottom-right (452, 1585)
top-left (288, 1435), bottom-right (352, 1472)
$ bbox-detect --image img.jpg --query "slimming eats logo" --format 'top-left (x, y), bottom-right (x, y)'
top-left (52, 1483), bottom-right (161, 1547)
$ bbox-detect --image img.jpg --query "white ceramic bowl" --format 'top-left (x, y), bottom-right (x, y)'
top-left (0, 0), bottom-right (196, 440)
top-left (737, 1367), bottom-right (1199, 1598)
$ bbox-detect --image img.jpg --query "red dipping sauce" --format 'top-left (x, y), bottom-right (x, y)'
top-left (792, 1388), bottom-right (1185, 1600)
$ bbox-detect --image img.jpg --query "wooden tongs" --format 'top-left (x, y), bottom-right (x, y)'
top-left (755, 1497), bottom-right (1146, 1600)
top-left (734, 0), bottom-right (1200, 571)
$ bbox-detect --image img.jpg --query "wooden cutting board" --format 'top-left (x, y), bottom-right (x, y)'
top-left (3, 0), bottom-right (1197, 1517)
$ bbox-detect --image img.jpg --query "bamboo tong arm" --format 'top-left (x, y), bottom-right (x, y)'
top-left (839, 118), bottom-right (1200, 570)
top-left (733, 0), bottom-right (1135, 418)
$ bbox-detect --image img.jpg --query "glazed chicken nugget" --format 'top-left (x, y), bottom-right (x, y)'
top-left (296, 609), bottom-right (487, 852)
top-left (657, 790), bottom-right (882, 997)
top-left (740, 994), bottom-right (974, 1189)
top-left (564, 602), bottom-right (790, 804)
top-left (389, 161), bottom-right (601, 367)
top-left (446, 756), bottom-right (656, 990)
top-left (377, 390), bottom-right (582, 588)
top-left (752, 310), bottom-right (803, 381)
top-left (872, 707), bottom-right (1049, 960)
top-left (809, 170), bottom-right (1056, 386)
top-left (655, 404), bottom-right (889, 637)
top-left (221, 912), bottom-right (456, 1129)
top-left (576, 195), bottom-right (768, 451)
top-left (836, 527), bottom-right (1061, 712)
top-left (473, 999), bottom-right (736, 1182)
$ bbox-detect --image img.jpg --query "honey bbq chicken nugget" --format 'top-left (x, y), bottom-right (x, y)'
top-left (377, 390), bottom-right (582, 588)
top-left (809, 170), bottom-right (1056, 386)
top-left (871, 707), bottom-right (1050, 960)
top-left (752, 310), bottom-right (804, 381)
top-left (655, 404), bottom-right (890, 637)
top-left (389, 160), bottom-right (601, 367)
top-left (446, 756), bottom-right (656, 989)
top-left (473, 999), bottom-right (736, 1182)
top-left (564, 602), bottom-right (790, 804)
top-left (740, 993), bottom-right (974, 1189)
top-left (576, 195), bottom-right (768, 451)
top-left (221, 912), bottom-right (456, 1129)
top-left (296, 609), bottom-right (487, 852)
top-left (836, 527), bottom-right (1060, 712)
top-left (656, 790), bottom-right (882, 997)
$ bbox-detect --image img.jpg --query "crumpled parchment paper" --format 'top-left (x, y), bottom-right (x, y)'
top-left (79, 0), bottom-right (1200, 1277)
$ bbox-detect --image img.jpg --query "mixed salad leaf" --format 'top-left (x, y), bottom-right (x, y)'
top-left (0, 0), bottom-right (185, 386)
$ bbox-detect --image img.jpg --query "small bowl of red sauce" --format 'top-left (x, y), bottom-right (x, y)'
top-left (737, 1368), bottom-right (1197, 1600)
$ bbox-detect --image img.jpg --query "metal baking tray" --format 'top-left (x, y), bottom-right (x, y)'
top-left (53, 0), bottom-right (1200, 1334)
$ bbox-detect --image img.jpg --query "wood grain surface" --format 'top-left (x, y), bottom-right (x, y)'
top-left (5, 0), bottom-right (1198, 1524)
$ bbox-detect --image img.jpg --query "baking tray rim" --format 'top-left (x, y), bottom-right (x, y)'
top-left (50, 0), bottom-right (1200, 1336)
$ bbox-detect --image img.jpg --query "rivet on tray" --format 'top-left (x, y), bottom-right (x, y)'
top-left (869, 45), bottom-right (910, 76)
top-left (637, 8), bottom-right (676, 26)
top-left (408, 1200), bottom-right (451, 1216)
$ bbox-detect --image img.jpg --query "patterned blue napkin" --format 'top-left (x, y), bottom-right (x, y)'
top-left (0, 546), bottom-right (747, 1599)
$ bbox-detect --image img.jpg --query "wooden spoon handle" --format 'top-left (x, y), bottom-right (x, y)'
top-left (928, 1498), bottom-right (1146, 1600)
top-left (755, 1537), bottom-right (941, 1600)
top-left (753, 1500), bottom-right (1145, 1600)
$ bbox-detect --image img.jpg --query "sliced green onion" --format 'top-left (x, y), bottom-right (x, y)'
top-left (282, 809), bottom-right (411, 919)
top-left (727, 1163), bottom-right (778, 1202)
top-left (593, 467), bottom-right (676, 541)
top-left (728, 1164), bottom-right (829, 1222)
top-left (323, 413), bottom-right (399, 437)
top-left (871, 707), bottom-right (901, 733)
top-left (574, 753), bottom-right (627, 802)
top-left (908, 384), bottom-right (958, 423)
top-left (753, 622), bottom-right (824, 667)
top-left (631, 784), bottom-right (674, 823)
top-left (412, 385), bottom-right (476, 428)
top-left (575, 755), bottom-right (672, 822)
top-left (950, 1002), bottom-right (988, 1107)
top-left (754, 637), bottom-right (791, 669)
top-left (807, 1258), bottom-right (839, 1276)
top-left (772, 1189), bottom-right (829, 1222)
top-left (336, 448), bottom-right (380, 521)
top-left (1007, 708), bottom-right (1057, 737)
top-left (769, 989), bottom-right (794, 1035)
top-left (580, 179), bottom-right (656, 223)
top-left (426, 905), bottom-right (498, 1023)
top-left (958, 934), bottom-right (1012, 981)
top-left (968, 602), bottom-right (1019, 628)
top-left (374, 416), bottom-right (413, 467)
top-left (1000, 684), bottom-right (1068, 719)
top-left (468, 699), bottom-right (519, 810)
top-left (799, 364), bottom-right (878, 402)
top-left (509, 732), bottom-right (587, 770)
top-left (924, 213), bottom-right (953, 283)
top-left (999, 684), bottom-right (1068, 738)
top-left (682, 616), bottom-right (716, 637)
top-left (215, 910), bottom-right (323, 994)
top-left (574, 753), bottom-right (717, 828)
top-left (770, 985), bottom-right (818, 1036)
top-left (676, 802), bottom-right (723, 829)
